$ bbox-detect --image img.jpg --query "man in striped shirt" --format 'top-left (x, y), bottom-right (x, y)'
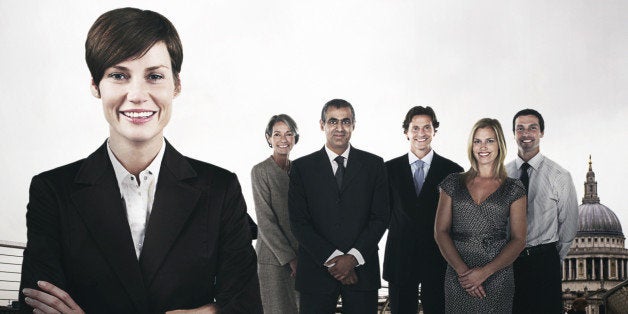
top-left (507, 109), bottom-right (578, 314)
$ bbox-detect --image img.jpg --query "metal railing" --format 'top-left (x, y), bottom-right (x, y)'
top-left (0, 240), bottom-right (407, 312)
top-left (603, 279), bottom-right (628, 314)
top-left (0, 240), bottom-right (24, 309)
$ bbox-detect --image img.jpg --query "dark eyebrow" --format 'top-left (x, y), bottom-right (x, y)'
top-left (110, 65), bottom-right (129, 71)
top-left (109, 65), bottom-right (170, 71)
top-left (146, 65), bottom-right (170, 71)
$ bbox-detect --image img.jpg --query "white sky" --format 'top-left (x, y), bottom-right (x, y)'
top-left (0, 1), bottom-right (626, 246)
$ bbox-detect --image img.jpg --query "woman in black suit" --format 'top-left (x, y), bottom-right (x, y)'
top-left (19, 8), bottom-right (261, 314)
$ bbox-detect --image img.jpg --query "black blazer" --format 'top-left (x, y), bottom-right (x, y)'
top-left (19, 141), bottom-right (262, 314)
top-left (383, 152), bottom-right (462, 286)
top-left (288, 146), bottom-right (390, 293)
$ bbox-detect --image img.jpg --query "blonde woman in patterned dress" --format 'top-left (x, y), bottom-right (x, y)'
top-left (252, 114), bottom-right (300, 314)
top-left (434, 118), bottom-right (527, 313)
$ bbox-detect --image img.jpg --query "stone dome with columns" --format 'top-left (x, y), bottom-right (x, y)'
top-left (562, 156), bottom-right (628, 314)
top-left (578, 203), bottom-right (623, 237)
top-left (576, 157), bottom-right (623, 238)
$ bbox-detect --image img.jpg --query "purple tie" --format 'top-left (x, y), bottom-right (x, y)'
top-left (414, 160), bottom-right (425, 196)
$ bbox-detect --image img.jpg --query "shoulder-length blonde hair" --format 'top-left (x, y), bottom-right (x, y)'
top-left (462, 118), bottom-right (508, 183)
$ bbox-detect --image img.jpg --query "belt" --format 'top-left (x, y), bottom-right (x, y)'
top-left (519, 242), bottom-right (557, 257)
top-left (451, 232), bottom-right (506, 242)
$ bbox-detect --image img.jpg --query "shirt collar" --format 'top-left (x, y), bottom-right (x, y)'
top-left (408, 149), bottom-right (434, 165)
top-left (107, 138), bottom-right (166, 187)
top-left (516, 152), bottom-right (544, 170)
top-left (325, 144), bottom-right (351, 164)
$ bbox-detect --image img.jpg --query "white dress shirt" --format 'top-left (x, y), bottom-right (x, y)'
top-left (322, 145), bottom-right (365, 267)
top-left (107, 139), bottom-right (166, 259)
top-left (506, 153), bottom-right (579, 260)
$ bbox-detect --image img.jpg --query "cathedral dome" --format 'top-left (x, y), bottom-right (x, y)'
top-left (576, 156), bottom-right (624, 237)
top-left (577, 203), bottom-right (623, 237)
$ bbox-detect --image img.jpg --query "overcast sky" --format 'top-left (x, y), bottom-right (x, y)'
top-left (1, 1), bottom-right (626, 245)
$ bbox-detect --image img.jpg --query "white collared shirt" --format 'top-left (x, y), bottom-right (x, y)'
top-left (107, 139), bottom-right (166, 259)
top-left (506, 153), bottom-right (579, 260)
top-left (324, 144), bottom-right (350, 174)
top-left (408, 149), bottom-right (434, 183)
top-left (322, 144), bottom-right (365, 267)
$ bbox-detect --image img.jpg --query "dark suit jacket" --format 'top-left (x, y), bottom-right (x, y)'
top-left (19, 141), bottom-right (262, 314)
top-left (288, 146), bottom-right (389, 293)
top-left (383, 152), bottom-right (462, 286)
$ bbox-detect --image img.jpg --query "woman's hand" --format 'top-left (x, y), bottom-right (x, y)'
top-left (289, 258), bottom-right (298, 277)
top-left (465, 284), bottom-right (486, 299)
top-left (23, 281), bottom-right (85, 314)
top-left (458, 268), bottom-right (489, 298)
top-left (166, 304), bottom-right (219, 314)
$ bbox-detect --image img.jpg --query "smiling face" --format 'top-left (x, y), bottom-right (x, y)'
top-left (267, 121), bottom-right (295, 156)
top-left (91, 41), bottom-right (179, 148)
top-left (320, 106), bottom-right (354, 155)
top-left (514, 114), bottom-right (544, 159)
top-left (472, 127), bottom-right (499, 167)
top-left (406, 114), bottom-right (435, 158)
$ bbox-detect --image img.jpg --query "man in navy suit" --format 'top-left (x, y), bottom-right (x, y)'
top-left (289, 99), bottom-right (390, 314)
top-left (383, 106), bottom-right (463, 314)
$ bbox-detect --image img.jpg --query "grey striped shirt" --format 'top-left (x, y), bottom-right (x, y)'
top-left (506, 153), bottom-right (579, 260)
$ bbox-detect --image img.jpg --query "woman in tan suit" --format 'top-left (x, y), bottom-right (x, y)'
top-left (252, 114), bottom-right (300, 313)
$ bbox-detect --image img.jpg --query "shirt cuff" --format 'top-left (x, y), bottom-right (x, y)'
top-left (324, 249), bottom-right (344, 267)
top-left (347, 248), bottom-right (365, 266)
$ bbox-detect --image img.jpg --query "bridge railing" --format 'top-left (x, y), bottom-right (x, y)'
top-left (604, 279), bottom-right (628, 314)
top-left (0, 240), bottom-right (24, 309)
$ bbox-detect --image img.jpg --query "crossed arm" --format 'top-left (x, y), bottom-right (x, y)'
top-left (23, 282), bottom-right (217, 314)
top-left (20, 172), bottom-right (257, 313)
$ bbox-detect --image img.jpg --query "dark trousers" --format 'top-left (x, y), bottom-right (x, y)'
top-left (388, 277), bottom-right (445, 314)
top-left (512, 245), bottom-right (563, 314)
top-left (300, 286), bottom-right (377, 314)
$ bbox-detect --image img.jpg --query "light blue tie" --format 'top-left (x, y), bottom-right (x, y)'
top-left (414, 159), bottom-right (425, 196)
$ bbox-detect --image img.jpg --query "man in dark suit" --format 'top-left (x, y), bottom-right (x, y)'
top-left (19, 8), bottom-right (261, 314)
top-left (383, 106), bottom-right (463, 314)
top-left (289, 99), bottom-right (390, 314)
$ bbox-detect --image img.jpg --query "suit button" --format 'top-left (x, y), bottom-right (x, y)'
top-left (335, 223), bottom-right (340, 228)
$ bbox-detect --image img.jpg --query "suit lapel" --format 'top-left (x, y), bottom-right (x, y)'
top-left (316, 147), bottom-right (339, 192)
top-left (71, 142), bottom-right (149, 313)
top-left (396, 154), bottom-right (417, 198)
top-left (342, 147), bottom-right (364, 192)
top-left (420, 153), bottom-right (446, 198)
top-left (139, 142), bottom-right (200, 287)
top-left (390, 154), bottom-right (421, 220)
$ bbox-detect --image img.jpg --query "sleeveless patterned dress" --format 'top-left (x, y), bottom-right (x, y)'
top-left (439, 173), bottom-right (526, 313)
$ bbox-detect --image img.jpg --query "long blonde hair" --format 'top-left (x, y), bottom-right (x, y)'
top-left (462, 118), bottom-right (508, 183)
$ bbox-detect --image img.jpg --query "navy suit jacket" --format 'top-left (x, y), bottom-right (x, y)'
top-left (383, 152), bottom-right (462, 286)
top-left (289, 146), bottom-right (390, 293)
top-left (19, 140), bottom-right (262, 313)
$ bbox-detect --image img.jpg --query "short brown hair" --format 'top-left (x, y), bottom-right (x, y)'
top-left (85, 7), bottom-right (183, 87)
top-left (402, 106), bottom-right (439, 134)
